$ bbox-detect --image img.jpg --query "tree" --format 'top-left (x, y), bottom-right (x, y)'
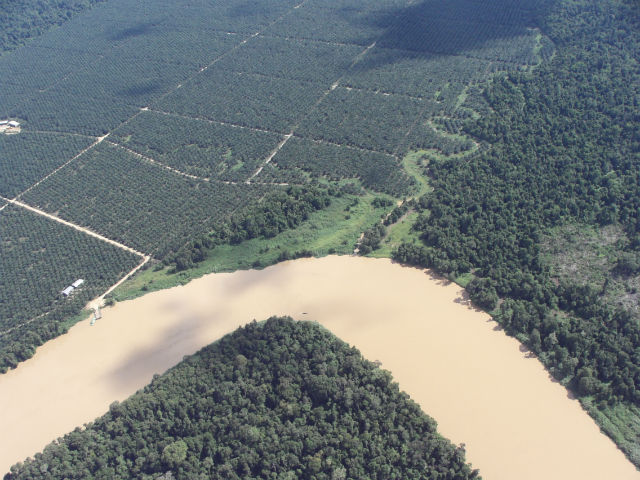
top-left (467, 278), bottom-right (499, 311)
top-left (162, 440), bottom-right (187, 468)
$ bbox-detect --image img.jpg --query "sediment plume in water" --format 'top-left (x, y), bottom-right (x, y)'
top-left (0, 256), bottom-right (637, 479)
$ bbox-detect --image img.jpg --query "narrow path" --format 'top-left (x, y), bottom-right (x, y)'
top-left (246, 133), bottom-right (293, 183)
top-left (260, 33), bottom-right (367, 50)
top-left (299, 134), bottom-right (399, 160)
top-left (106, 141), bottom-right (210, 183)
top-left (248, 41), bottom-right (378, 183)
top-left (107, 140), bottom-right (291, 187)
top-left (0, 311), bottom-right (49, 338)
top-left (353, 231), bottom-right (365, 254)
top-left (14, 135), bottom-right (108, 201)
top-left (0, 196), bottom-right (146, 258)
top-left (18, 130), bottom-right (99, 140)
top-left (200, 68), bottom-right (433, 106)
top-left (148, 108), bottom-right (396, 160)
top-left (147, 108), bottom-right (287, 136)
top-left (335, 83), bottom-right (434, 103)
top-left (87, 255), bottom-right (151, 311)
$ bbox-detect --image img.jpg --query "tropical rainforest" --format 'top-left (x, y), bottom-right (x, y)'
top-left (0, 0), bottom-right (106, 54)
top-left (4, 318), bottom-right (479, 480)
top-left (393, 0), bottom-right (640, 463)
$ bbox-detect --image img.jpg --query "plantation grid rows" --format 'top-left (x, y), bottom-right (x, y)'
top-left (0, 0), bottom-right (544, 358)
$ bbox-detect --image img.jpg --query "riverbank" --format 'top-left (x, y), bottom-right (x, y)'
top-left (0, 256), bottom-right (637, 478)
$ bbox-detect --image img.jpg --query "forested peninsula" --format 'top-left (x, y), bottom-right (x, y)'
top-left (4, 318), bottom-right (479, 480)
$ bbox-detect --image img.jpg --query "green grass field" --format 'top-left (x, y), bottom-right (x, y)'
top-left (370, 211), bottom-right (421, 259)
top-left (113, 192), bottom-right (390, 301)
top-left (402, 150), bottom-right (432, 198)
top-left (583, 398), bottom-right (640, 466)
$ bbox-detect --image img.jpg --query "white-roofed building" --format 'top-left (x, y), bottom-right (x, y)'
top-left (61, 286), bottom-right (74, 297)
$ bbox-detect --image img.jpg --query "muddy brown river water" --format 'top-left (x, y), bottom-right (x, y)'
top-left (1, 256), bottom-right (638, 478)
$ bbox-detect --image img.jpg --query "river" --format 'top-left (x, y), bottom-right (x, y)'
top-left (0, 256), bottom-right (637, 478)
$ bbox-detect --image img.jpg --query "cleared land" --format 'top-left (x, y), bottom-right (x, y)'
top-left (0, 133), bottom-right (95, 198)
top-left (110, 110), bottom-right (285, 182)
top-left (0, 205), bottom-right (140, 369)
top-left (0, 0), bottom-right (546, 419)
top-left (1, 256), bottom-right (637, 479)
top-left (21, 142), bottom-right (272, 256)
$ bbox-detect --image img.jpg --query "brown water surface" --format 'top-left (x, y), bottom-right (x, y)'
top-left (1, 256), bottom-right (637, 478)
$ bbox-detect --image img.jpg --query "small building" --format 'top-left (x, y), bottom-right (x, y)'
top-left (0, 120), bottom-right (7, 125)
top-left (72, 279), bottom-right (85, 288)
top-left (61, 286), bottom-right (74, 297)
top-left (8, 121), bottom-right (19, 127)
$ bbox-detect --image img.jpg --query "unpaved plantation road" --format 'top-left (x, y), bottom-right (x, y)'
top-left (14, 135), bottom-right (107, 200)
top-left (87, 255), bottom-right (150, 311)
top-left (246, 133), bottom-right (293, 182)
top-left (0, 256), bottom-right (637, 479)
top-left (1, 197), bottom-right (145, 258)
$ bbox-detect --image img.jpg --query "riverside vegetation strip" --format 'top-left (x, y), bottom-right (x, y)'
top-left (392, 0), bottom-right (640, 464)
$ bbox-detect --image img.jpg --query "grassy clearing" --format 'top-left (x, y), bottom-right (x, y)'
top-left (112, 193), bottom-right (389, 302)
top-left (402, 150), bottom-right (432, 198)
top-left (454, 272), bottom-right (474, 288)
top-left (371, 211), bottom-right (421, 259)
top-left (455, 85), bottom-right (469, 110)
top-left (532, 31), bottom-right (544, 59)
top-left (582, 398), bottom-right (640, 466)
top-left (369, 151), bottom-right (428, 258)
top-left (539, 223), bottom-right (639, 318)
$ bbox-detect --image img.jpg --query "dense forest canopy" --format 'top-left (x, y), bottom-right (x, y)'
top-left (393, 0), bottom-right (640, 463)
top-left (5, 318), bottom-right (479, 480)
top-left (0, 0), bottom-right (106, 54)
